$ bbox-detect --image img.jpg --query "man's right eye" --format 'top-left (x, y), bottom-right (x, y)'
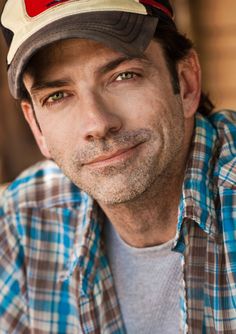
top-left (44, 91), bottom-right (70, 107)
top-left (47, 91), bottom-right (65, 102)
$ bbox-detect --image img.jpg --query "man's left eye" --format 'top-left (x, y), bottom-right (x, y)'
top-left (116, 72), bottom-right (136, 81)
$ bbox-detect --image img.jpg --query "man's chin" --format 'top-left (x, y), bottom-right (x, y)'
top-left (79, 175), bottom-right (153, 206)
top-left (92, 191), bottom-right (144, 206)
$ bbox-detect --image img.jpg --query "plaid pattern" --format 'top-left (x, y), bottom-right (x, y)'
top-left (0, 110), bottom-right (235, 333)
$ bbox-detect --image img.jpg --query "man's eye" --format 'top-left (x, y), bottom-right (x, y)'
top-left (47, 92), bottom-right (65, 102)
top-left (116, 72), bottom-right (136, 81)
top-left (43, 91), bottom-right (71, 107)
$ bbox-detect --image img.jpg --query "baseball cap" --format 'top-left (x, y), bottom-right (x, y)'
top-left (1, 0), bottom-right (174, 99)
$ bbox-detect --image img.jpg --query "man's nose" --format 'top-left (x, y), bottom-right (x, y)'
top-left (79, 91), bottom-right (123, 140)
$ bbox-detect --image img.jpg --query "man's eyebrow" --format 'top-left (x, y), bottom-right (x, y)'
top-left (98, 54), bottom-right (150, 74)
top-left (30, 79), bottom-right (72, 95)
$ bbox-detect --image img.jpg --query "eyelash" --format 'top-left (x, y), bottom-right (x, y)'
top-left (43, 91), bottom-right (70, 107)
top-left (115, 71), bottom-right (139, 81)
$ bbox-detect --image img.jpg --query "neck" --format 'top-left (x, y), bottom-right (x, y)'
top-left (99, 168), bottom-right (185, 248)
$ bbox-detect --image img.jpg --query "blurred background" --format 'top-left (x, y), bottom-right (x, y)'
top-left (0, 0), bottom-right (236, 183)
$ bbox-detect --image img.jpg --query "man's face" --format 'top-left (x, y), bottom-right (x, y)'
top-left (22, 38), bottom-right (197, 204)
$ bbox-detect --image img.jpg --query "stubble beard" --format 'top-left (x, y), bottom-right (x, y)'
top-left (51, 121), bottom-right (185, 205)
top-left (73, 150), bottom-right (162, 204)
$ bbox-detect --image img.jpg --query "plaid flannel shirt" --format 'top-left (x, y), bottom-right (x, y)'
top-left (0, 110), bottom-right (235, 333)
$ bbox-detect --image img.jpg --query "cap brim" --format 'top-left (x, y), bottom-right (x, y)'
top-left (8, 11), bottom-right (158, 99)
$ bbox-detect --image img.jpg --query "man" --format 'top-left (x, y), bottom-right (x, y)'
top-left (0, 0), bottom-right (235, 333)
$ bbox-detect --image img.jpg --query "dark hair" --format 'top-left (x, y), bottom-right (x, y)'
top-left (21, 83), bottom-right (31, 101)
top-left (153, 19), bottom-right (214, 116)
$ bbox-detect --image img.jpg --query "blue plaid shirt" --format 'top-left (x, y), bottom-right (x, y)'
top-left (0, 110), bottom-right (236, 333)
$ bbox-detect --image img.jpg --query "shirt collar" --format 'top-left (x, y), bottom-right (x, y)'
top-left (178, 113), bottom-right (219, 237)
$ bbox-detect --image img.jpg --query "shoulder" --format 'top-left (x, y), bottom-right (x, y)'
top-left (0, 159), bottom-right (93, 247)
top-left (0, 162), bottom-right (95, 329)
top-left (0, 159), bottom-right (89, 213)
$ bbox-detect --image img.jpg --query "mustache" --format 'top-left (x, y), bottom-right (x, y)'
top-left (72, 129), bottom-right (152, 166)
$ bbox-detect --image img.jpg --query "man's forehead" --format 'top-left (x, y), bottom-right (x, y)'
top-left (28, 38), bottom-right (152, 70)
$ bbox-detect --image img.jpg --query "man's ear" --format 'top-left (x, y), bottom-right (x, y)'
top-left (177, 50), bottom-right (201, 119)
top-left (21, 100), bottom-right (51, 159)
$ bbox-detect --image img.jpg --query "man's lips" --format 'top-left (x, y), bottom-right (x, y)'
top-left (83, 144), bottom-right (142, 167)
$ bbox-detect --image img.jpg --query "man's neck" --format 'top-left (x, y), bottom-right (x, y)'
top-left (99, 170), bottom-right (185, 248)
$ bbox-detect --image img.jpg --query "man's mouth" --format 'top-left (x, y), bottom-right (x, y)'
top-left (83, 143), bottom-right (142, 168)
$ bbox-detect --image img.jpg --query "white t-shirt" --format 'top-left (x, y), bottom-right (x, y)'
top-left (105, 221), bottom-right (183, 334)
